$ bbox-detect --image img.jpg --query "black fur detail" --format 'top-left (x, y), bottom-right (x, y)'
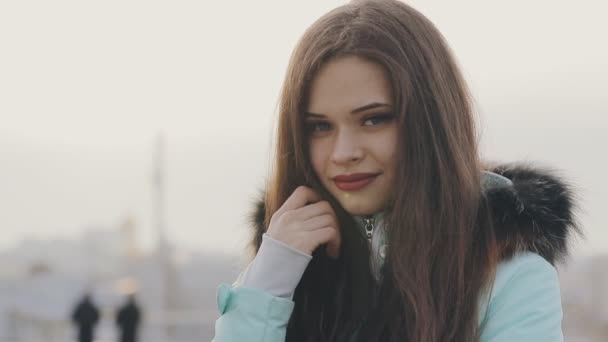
top-left (486, 163), bottom-right (580, 264)
top-left (247, 191), bottom-right (266, 257)
top-left (248, 164), bottom-right (580, 265)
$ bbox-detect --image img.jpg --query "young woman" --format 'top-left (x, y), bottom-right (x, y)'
top-left (213, 1), bottom-right (579, 341)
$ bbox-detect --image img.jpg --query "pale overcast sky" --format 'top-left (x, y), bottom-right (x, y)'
top-left (1, 0), bottom-right (606, 257)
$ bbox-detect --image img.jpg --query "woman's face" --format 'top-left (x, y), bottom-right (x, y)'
top-left (306, 55), bottom-right (398, 216)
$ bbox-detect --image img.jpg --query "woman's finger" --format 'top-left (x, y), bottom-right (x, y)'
top-left (292, 200), bottom-right (335, 221)
top-left (275, 186), bottom-right (321, 217)
top-left (301, 214), bottom-right (337, 231)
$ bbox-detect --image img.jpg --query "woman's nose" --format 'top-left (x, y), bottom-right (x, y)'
top-left (330, 129), bottom-right (363, 164)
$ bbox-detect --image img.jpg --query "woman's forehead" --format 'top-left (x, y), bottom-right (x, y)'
top-left (306, 56), bottom-right (393, 116)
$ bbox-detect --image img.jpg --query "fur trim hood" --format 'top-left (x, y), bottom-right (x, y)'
top-left (248, 163), bottom-right (580, 265)
top-left (482, 163), bottom-right (580, 264)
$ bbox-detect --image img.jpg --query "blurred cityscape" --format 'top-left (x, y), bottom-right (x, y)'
top-left (0, 217), bottom-right (240, 341)
top-left (0, 137), bottom-right (243, 341)
top-left (0, 220), bottom-right (606, 341)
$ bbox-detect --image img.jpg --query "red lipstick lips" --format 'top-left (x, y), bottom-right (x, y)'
top-left (332, 173), bottom-right (379, 191)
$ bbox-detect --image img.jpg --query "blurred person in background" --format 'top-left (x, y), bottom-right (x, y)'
top-left (116, 294), bottom-right (142, 342)
top-left (213, 0), bottom-right (580, 341)
top-left (71, 293), bottom-right (100, 342)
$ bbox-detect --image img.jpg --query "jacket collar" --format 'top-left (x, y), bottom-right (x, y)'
top-left (248, 163), bottom-right (579, 265)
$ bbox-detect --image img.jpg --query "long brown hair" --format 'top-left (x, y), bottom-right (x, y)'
top-left (261, 1), bottom-right (498, 341)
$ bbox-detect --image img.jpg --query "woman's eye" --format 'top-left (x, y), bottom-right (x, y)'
top-left (362, 114), bottom-right (395, 126)
top-left (305, 121), bottom-right (332, 134)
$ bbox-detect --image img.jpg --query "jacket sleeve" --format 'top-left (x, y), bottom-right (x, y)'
top-left (213, 234), bottom-right (312, 342)
top-left (479, 252), bottom-right (563, 342)
top-left (212, 284), bottom-right (295, 342)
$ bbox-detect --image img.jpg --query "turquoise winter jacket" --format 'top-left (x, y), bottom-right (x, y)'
top-left (213, 164), bottom-right (578, 341)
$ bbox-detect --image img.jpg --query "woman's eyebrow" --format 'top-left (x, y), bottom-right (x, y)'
top-left (305, 102), bottom-right (392, 118)
top-left (304, 112), bottom-right (326, 118)
top-left (350, 102), bottom-right (392, 114)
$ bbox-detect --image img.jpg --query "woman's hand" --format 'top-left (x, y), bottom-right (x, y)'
top-left (266, 186), bottom-right (341, 259)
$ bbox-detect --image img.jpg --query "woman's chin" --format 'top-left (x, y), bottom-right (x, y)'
top-left (325, 184), bottom-right (389, 216)
top-left (339, 200), bottom-right (382, 217)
